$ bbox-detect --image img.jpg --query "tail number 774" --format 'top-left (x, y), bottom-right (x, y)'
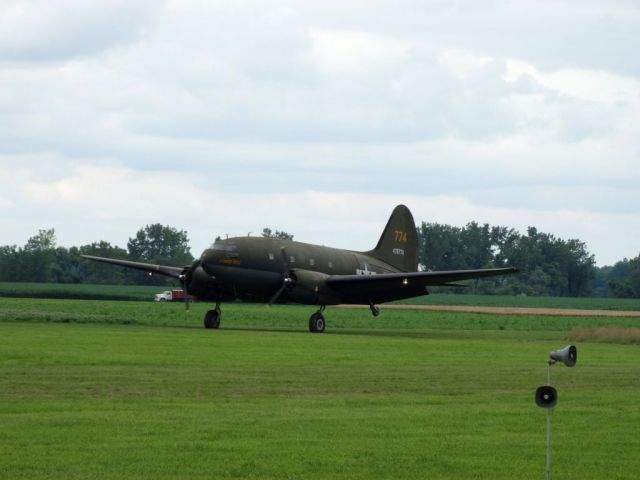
top-left (394, 230), bottom-right (408, 242)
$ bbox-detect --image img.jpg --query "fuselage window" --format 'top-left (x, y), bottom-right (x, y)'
top-left (309, 258), bottom-right (315, 266)
top-left (268, 253), bottom-right (275, 260)
top-left (289, 256), bottom-right (295, 263)
top-left (328, 261), bottom-right (333, 269)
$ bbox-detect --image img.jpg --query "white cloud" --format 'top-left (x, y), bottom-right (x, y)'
top-left (0, 0), bottom-right (153, 60)
top-left (310, 28), bottom-right (409, 72)
top-left (439, 50), bottom-right (494, 80)
top-left (2, 156), bottom-right (637, 266)
top-left (506, 59), bottom-right (640, 104)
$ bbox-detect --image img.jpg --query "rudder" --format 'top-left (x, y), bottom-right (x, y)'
top-left (368, 204), bottom-right (418, 272)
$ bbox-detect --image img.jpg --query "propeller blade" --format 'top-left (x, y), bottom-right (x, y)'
top-left (279, 246), bottom-right (289, 275)
top-left (179, 268), bottom-right (191, 311)
top-left (268, 246), bottom-right (293, 305)
top-left (268, 283), bottom-right (287, 306)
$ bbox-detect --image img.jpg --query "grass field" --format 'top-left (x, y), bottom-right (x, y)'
top-left (1, 298), bottom-right (639, 479)
top-left (4, 282), bottom-right (640, 311)
top-left (0, 282), bottom-right (161, 301)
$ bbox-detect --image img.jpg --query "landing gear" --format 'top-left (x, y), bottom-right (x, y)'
top-left (370, 303), bottom-right (380, 317)
top-left (204, 303), bottom-right (221, 329)
top-left (308, 306), bottom-right (326, 333)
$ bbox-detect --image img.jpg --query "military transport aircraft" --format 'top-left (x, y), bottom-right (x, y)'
top-left (82, 205), bottom-right (517, 333)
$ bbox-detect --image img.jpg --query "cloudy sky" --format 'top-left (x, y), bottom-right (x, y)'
top-left (1, 0), bottom-right (639, 266)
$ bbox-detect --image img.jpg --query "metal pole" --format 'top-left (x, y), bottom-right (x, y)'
top-left (546, 408), bottom-right (551, 480)
top-left (546, 361), bottom-right (552, 480)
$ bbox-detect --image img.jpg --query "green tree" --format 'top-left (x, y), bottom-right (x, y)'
top-left (78, 242), bottom-right (130, 284)
top-left (564, 238), bottom-right (595, 296)
top-left (608, 254), bottom-right (640, 298)
top-left (20, 229), bottom-right (57, 283)
top-left (417, 221), bottom-right (596, 296)
top-left (261, 228), bottom-right (294, 241)
top-left (418, 222), bottom-right (464, 271)
top-left (127, 224), bottom-right (194, 285)
top-left (50, 247), bottom-right (82, 284)
top-left (0, 245), bottom-right (21, 281)
top-left (24, 229), bottom-right (57, 252)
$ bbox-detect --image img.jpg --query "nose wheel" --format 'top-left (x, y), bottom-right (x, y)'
top-left (308, 306), bottom-right (326, 333)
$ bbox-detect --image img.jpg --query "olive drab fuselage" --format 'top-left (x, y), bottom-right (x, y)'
top-left (195, 236), bottom-right (404, 305)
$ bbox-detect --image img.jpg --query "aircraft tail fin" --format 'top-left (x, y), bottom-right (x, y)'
top-left (367, 204), bottom-right (418, 272)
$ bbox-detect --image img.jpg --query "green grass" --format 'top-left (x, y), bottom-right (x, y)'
top-left (1, 298), bottom-right (640, 479)
top-left (2, 298), bottom-right (640, 332)
top-left (3, 281), bottom-right (640, 311)
top-left (397, 293), bottom-right (640, 311)
top-left (0, 282), bottom-right (161, 301)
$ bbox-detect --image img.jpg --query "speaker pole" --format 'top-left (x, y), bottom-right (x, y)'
top-left (546, 407), bottom-right (551, 480)
top-left (536, 345), bottom-right (576, 480)
top-left (546, 361), bottom-right (552, 480)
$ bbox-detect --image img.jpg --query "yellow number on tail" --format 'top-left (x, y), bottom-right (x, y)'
top-left (394, 230), bottom-right (408, 242)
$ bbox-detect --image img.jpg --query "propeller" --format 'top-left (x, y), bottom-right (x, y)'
top-left (179, 273), bottom-right (190, 311)
top-left (179, 261), bottom-right (198, 312)
top-left (268, 247), bottom-right (295, 305)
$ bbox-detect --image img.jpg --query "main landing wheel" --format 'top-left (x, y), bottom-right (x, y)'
top-left (204, 305), bottom-right (221, 329)
top-left (308, 309), bottom-right (325, 333)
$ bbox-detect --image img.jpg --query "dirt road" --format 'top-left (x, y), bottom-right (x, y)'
top-left (338, 304), bottom-right (640, 317)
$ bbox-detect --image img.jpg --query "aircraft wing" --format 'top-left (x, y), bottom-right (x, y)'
top-left (325, 267), bottom-right (518, 301)
top-left (80, 255), bottom-right (185, 279)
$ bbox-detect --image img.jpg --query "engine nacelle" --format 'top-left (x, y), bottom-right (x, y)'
top-left (184, 262), bottom-right (230, 301)
top-left (286, 269), bottom-right (336, 305)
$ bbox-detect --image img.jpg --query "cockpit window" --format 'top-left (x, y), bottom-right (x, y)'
top-left (212, 242), bottom-right (240, 260)
top-left (213, 243), bottom-right (237, 252)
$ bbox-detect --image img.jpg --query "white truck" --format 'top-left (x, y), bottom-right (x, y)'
top-left (154, 290), bottom-right (187, 302)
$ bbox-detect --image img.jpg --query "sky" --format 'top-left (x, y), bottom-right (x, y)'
top-left (0, 0), bottom-right (639, 266)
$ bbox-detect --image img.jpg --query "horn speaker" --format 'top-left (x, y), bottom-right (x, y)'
top-left (549, 345), bottom-right (577, 367)
top-left (535, 385), bottom-right (558, 409)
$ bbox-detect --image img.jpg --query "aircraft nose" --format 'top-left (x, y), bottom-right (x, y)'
top-left (201, 258), bottom-right (217, 276)
top-left (200, 249), bottom-right (223, 275)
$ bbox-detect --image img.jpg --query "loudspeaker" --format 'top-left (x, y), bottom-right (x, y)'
top-left (535, 385), bottom-right (558, 408)
top-left (549, 345), bottom-right (577, 367)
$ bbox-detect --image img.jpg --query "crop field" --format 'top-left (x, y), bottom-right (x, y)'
top-left (0, 282), bottom-right (160, 301)
top-left (4, 282), bottom-right (640, 311)
top-left (1, 296), bottom-right (639, 479)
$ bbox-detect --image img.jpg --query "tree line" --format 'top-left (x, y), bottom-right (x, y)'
top-left (0, 225), bottom-right (194, 287)
top-left (417, 221), bottom-right (640, 298)
top-left (0, 225), bottom-right (294, 287)
top-left (1, 222), bottom-right (638, 298)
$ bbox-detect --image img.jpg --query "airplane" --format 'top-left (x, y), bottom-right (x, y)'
top-left (81, 205), bottom-right (518, 333)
